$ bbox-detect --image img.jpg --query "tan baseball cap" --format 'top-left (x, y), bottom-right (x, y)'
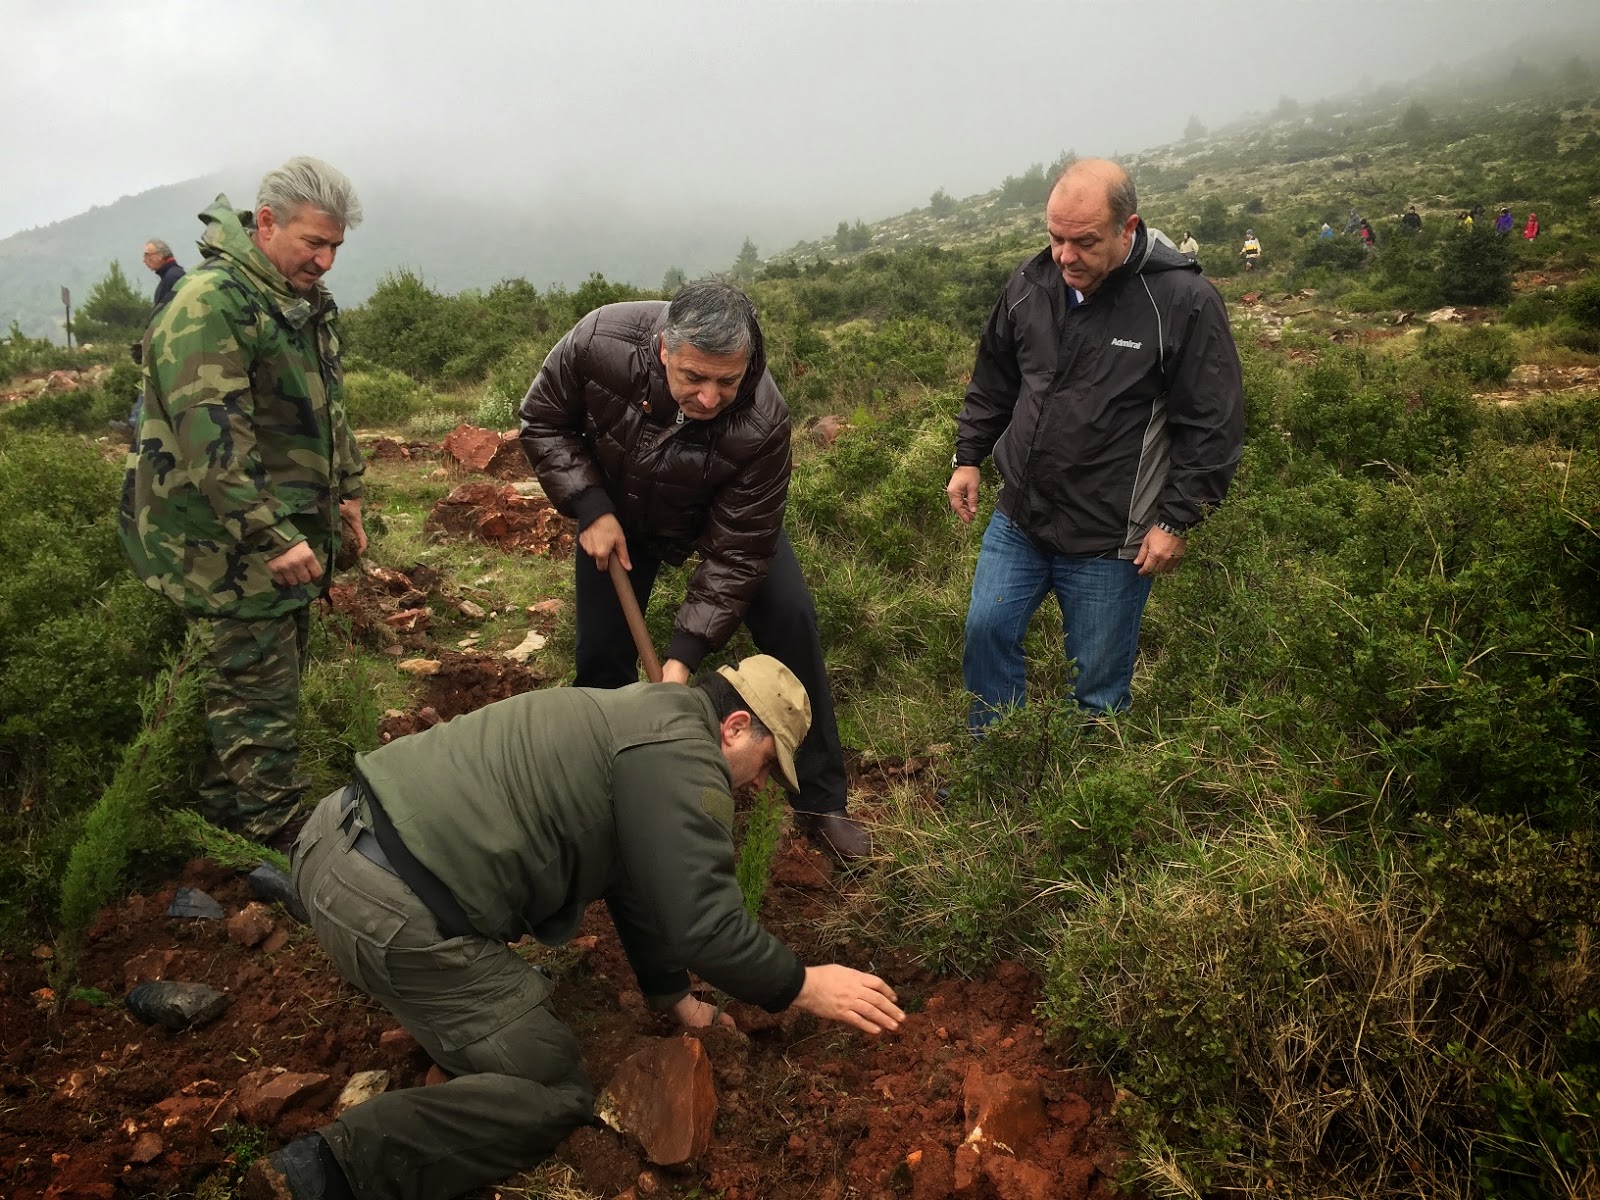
top-left (715, 655), bottom-right (811, 794)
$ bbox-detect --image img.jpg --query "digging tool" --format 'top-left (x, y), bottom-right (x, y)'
top-left (607, 558), bottom-right (663, 683)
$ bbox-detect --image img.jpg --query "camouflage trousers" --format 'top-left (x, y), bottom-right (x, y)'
top-left (192, 608), bottom-right (310, 839)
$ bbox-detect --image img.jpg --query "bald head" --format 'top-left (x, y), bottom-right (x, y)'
top-left (1050, 158), bottom-right (1138, 228)
top-left (1045, 158), bottom-right (1140, 298)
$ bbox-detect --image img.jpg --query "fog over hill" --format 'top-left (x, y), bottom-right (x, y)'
top-left (3, 0), bottom-right (1598, 337)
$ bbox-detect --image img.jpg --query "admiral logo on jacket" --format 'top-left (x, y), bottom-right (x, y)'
top-left (955, 221), bottom-right (1245, 558)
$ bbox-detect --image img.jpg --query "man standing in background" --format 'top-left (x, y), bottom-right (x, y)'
top-left (520, 280), bottom-right (870, 860)
top-left (946, 158), bottom-right (1244, 731)
top-left (142, 238), bottom-right (186, 312)
top-left (121, 156), bottom-right (367, 850)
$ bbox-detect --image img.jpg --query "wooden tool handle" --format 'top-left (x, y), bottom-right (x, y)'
top-left (607, 557), bottom-right (663, 683)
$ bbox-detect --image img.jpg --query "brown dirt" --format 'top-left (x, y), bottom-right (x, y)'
top-left (426, 482), bottom-right (576, 558)
top-left (0, 740), bottom-right (1121, 1200)
top-left (360, 436), bottom-right (440, 464)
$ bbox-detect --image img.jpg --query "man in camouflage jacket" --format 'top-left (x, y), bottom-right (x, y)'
top-left (120, 158), bottom-right (366, 845)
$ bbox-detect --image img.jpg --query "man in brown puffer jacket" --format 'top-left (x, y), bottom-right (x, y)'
top-left (519, 280), bottom-right (869, 859)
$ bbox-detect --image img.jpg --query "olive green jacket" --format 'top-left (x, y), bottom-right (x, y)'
top-left (357, 683), bottom-right (807, 1011)
top-left (119, 195), bottom-right (363, 619)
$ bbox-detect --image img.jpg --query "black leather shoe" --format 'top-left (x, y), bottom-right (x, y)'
top-left (242, 1134), bottom-right (352, 1200)
top-left (796, 811), bottom-right (872, 862)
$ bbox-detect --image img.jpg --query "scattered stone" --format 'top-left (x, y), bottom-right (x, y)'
top-left (360, 562), bottom-right (415, 592)
top-left (599, 1036), bottom-right (718, 1165)
top-left (456, 599), bottom-right (488, 620)
top-left (247, 862), bottom-right (309, 925)
top-left (952, 1143), bottom-right (982, 1195)
top-left (378, 1028), bottom-right (420, 1054)
top-left (167, 888), bottom-right (224, 920)
top-left (55, 1070), bottom-right (91, 1101)
top-left (427, 482), bottom-right (573, 556)
top-left (32, 943), bottom-right (53, 960)
top-left (527, 598), bottom-right (563, 619)
top-left (908, 1144), bottom-right (954, 1200)
top-left (398, 658), bottom-right (442, 676)
top-left (385, 609), bottom-right (431, 633)
top-left (334, 1070), bottom-right (391, 1116)
top-left (151, 1080), bottom-right (237, 1132)
top-left (260, 927), bottom-right (290, 954)
top-left (125, 981), bottom-right (229, 1032)
top-left (504, 630), bottom-right (547, 664)
top-left (122, 948), bottom-right (181, 989)
top-left (1240, 291), bottom-right (1260, 305)
top-left (1424, 306), bottom-right (1462, 324)
top-left (808, 414), bottom-right (849, 447)
top-left (963, 1066), bottom-right (1048, 1154)
top-left (237, 1067), bottom-right (334, 1124)
top-left (227, 903), bottom-right (276, 949)
top-left (127, 1132), bottom-right (164, 1164)
top-left (636, 1170), bottom-right (662, 1195)
top-left (417, 706), bottom-right (444, 728)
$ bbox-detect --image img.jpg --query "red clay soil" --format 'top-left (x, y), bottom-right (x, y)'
top-left (378, 651), bottom-right (545, 741)
top-left (360, 437), bottom-right (440, 464)
top-left (426, 483), bottom-right (575, 558)
top-left (0, 759), bottom-right (1123, 1200)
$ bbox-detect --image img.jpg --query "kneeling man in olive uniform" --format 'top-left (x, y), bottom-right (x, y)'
top-left (245, 656), bottom-right (902, 1200)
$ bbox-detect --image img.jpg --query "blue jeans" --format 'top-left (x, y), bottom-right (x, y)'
top-left (962, 512), bottom-right (1153, 731)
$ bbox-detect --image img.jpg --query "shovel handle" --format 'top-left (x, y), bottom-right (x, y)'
top-left (607, 557), bottom-right (663, 683)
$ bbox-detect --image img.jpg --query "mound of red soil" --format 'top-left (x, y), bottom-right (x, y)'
top-left (361, 436), bottom-right (439, 463)
top-left (426, 482), bottom-right (575, 557)
top-left (378, 650), bottom-right (544, 740)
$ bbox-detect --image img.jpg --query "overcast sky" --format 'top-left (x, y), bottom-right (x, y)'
top-left (3, 0), bottom-right (1598, 241)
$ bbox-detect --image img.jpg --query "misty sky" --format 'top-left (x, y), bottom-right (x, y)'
top-left (4, 0), bottom-right (1598, 242)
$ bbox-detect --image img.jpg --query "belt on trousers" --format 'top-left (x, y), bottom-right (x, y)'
top-left (338, 776), bottom-right (478, 940)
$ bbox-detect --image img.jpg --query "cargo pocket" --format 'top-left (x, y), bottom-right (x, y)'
top-left (384, 938), bottom-right (555, 1055)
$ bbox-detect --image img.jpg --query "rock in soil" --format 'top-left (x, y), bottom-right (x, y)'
top-left (167, 887), bottom-right (224, 920)
top-left (247, 861), bottom-right (309, 925)
top-left (125, 981), bottom-right (229, 1031)
top-left (600, 1036), bottom-right (718, 1166)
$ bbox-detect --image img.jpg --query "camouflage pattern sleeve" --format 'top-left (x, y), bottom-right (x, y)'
top-left (146, 290), bottom-right (304, 550)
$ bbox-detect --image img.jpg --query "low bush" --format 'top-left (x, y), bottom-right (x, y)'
top-left (342, 366), bottom-right (431, 429)
top-left (1418, 323), bottom-right (1519, 383)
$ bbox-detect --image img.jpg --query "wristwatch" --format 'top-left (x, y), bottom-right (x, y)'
top-left (1155, 520), bottom-right (1190, 538)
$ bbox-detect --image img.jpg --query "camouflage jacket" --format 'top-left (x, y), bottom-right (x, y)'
top-left (120, 196), bottom-right (364, 619)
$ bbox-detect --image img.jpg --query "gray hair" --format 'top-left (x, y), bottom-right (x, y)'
top-left (663, 279), bottom-right (754, 359)
top-left (256, 156), bottom-right (363, 229)
top-left (145, 238), bottom-right (173, 257)
top-left (1108, 174), bottom-right (1138, 228)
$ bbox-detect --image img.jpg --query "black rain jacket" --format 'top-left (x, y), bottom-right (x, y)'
top-left (955, 223), bottom-right (1244, 557)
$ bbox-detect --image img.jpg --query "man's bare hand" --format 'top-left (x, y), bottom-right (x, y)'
top-left (670, 993), bottom-right (734, 1029)
top-left (946, 466), bottom-right (981, 525)
top-left (579, 514), bottom-right (631, 572)
top-left (1134, 526), bottom-right (1186, 577)
top-left (267, 540), bottom-right (323, 586)
top-left (794, 965), bottom-right (904, 1036)
top-left (661, 659), bottom-right (692, 685)
top-left (339, 498), bottom-right (368, 557)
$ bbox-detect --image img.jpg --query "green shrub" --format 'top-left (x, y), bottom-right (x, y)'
top-left (1339, 288), bottom-right (1389, 312)
top-left (1505, 292), bottom-right (1563, 328)
top-left (1437, 225), bottom-right (1516, 305)
top-left (1418, 323), bottom-right (1519, 383)
top-left (342, 366), bottom-right (429, 428)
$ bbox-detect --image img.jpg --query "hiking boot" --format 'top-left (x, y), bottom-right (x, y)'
top-left (796, 811), bottom-right (872, 862)
top-left (242, 1134), bottom-right (353, 1200)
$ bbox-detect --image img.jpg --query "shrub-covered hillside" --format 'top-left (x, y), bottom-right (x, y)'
top-left (2, 62), bottom-right (1598, 1200)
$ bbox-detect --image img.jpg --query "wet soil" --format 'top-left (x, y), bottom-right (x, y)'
top-left (2, 564), bottom-right (1122, 1198)
top-left (426, 483), bottom-right (576, 558)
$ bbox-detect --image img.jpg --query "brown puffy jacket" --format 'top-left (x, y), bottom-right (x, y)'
top-left (519, 301), bottom-right (791, 668)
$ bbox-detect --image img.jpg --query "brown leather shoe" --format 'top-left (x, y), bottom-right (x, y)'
top-left (796, 811), bottom-right (872, 862)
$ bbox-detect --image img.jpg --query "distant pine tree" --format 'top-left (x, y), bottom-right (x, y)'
top-left (733, 238), bottom-right (760, 282)
top-left (71, 261), bottom-right (148, 344)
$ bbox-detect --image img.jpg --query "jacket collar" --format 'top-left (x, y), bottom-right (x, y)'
top-left (194, 194), bottom-right (332, 331)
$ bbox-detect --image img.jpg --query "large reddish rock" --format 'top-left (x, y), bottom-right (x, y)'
top-left (237, 1067), bottom-right (333, 1124)
top-left (441, 424), bottom-right (504, 472)
top-left (227, 902), bottom-right (277, 948)
top-left (122, 948), bottom-right (181, 989)
top-left (952, 1143), bottom-right (982, 1196)
top-left (441, 424), bottom-right (532, 478)
top-left (963, 1066), bottom-right (1048, 1154)
top-left (600, 1036), bottom-right (718, 1165)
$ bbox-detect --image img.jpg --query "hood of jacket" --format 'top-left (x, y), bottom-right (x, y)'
top-left (642, 295), bottom-right (771, 422)
top-left (1020, 220), bottom-right (1198, 297)
top-left (194, 194), bottom-right (331, 330)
